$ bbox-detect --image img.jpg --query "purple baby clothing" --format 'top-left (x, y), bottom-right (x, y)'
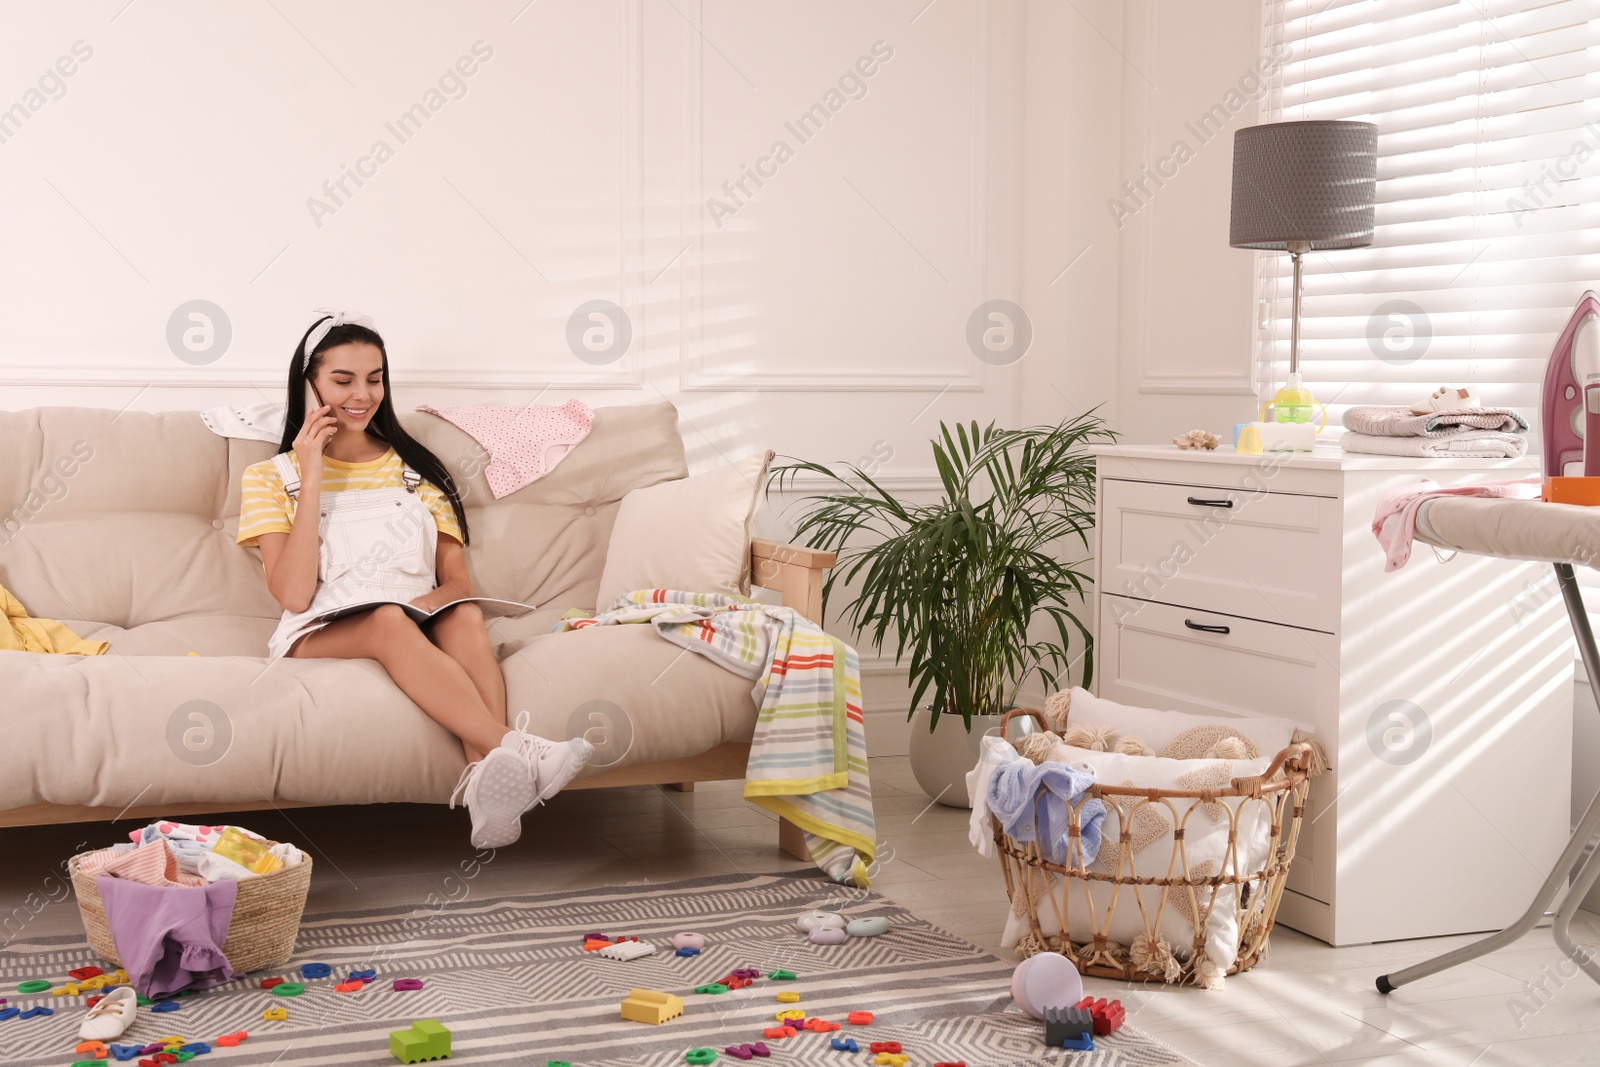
top-left (96, 875), bottom-right (238, 999)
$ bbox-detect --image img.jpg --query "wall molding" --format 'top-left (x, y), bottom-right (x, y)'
top-left (676, 0), bottom-right (1001, 394)
top-left (0, 366), bottom-right (646, 390)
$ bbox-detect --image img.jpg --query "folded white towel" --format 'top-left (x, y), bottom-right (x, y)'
top-left (1340, 429), bottom-right (1529, 458)
top-left (200, 402), bottom-right (285, 443)
top-left (966, 734), bottom-right (1021, 859)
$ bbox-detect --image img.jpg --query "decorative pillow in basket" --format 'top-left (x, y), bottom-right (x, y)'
top-left (68, 825), bottom-right (312, 992)
top-left (982, 707), bottom-right (1323, 990)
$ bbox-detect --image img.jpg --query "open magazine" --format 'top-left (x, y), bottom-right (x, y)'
top-left (304, 596), bottom-right (540, 627)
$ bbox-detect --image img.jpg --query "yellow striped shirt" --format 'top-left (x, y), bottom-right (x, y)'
top-left (237, 447), bottom-right (463, 548)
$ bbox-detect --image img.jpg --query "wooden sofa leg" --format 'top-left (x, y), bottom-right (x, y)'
top-left (668, 782), bottom-right (694, 792)
top-left (778, 817), bottom-right (808, 861)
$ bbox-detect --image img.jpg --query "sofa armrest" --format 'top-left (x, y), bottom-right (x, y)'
top-left (750, 539), bottom-right (836, 626)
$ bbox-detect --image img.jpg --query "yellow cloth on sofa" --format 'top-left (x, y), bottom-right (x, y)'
top-left (1, 583), bottom-right (107, 655)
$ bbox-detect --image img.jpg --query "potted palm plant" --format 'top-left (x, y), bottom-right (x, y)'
top-left (766, 412), bottom-right (1115, 806)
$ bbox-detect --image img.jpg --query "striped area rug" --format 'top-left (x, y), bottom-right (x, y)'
top-left (2, 871), bottom-right (1200, 1066)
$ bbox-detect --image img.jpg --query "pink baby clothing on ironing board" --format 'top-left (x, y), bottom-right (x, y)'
top-left (1371, 476), bottom-right (1541, 571)
top-left (415, 399), bottom-right (594, 499)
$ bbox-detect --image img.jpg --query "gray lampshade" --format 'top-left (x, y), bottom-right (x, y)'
top-left (1229, 120), bottom-right (1378, 250)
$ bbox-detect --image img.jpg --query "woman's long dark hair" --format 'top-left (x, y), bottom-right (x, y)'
top-left (276, 317), bottom-right (471, 546)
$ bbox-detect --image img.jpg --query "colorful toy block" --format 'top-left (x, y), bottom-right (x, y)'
top-left (1043, 1004), bottom-right (1095, 1051)
top-left (179, 1042), bottom-right (211, 1054)
top-left (260, 978), bottom-right (284, 989)
top-left (20, 1005), bottom-right (53, 1018)
top-left (108, 1046), bottom-right (142, 1062)
top-left (53, 982), bottom-right (82, 996)
top-left (87, 995), bottom-right (105, 1007)
top-left (721, 976), bottom-right (752, 990)
top-left (776, 992), bottom-right (800, 1003)
top-left (582, 939), bottom-right (613, 952)
top-left (767, 969), bottom-right (797, 981)
top-left (847, 1011), bottom-right (874, 1025)
top-left (775, 1009), bottom-right (805, 1022)
top-left (869, 1042), bottom-right (903, 1054)
top-left (830, 1037), bottom-right (860, 1052)
top-left (694, 983), bottom-right (730, 995)
top-left (299, 963), bottom-right (331, 979)
top-left (390, 1019), bottom-right (451, 1064)
top-left (1075, 996), bottom-right (1126, 1035)
top-left (17, 980), bottom-right (51, 994)
top-left (803, 1018), bottom-right (840, 1033)
top-left (262, 1008), bottom-right (287, 1022)
top-left (685, 1052), bottom-right (716, 1066)
top-left (151, 1000), bottom-right (181, 1013)
top-left (347, 969), bottom-right (376, 983)
top-left (724, 1043), bottom-right (769, 1060)
top-left (0, 1008), bottom-right (20, 1021)
top-left (75, 1040), bottom-right (109, 1058)
top-left (334, 981), bottom-right (365, 993)
top-left (675, 947), bottom-right (702, 958)
top-left (763, 1026), bottom-right (797, 1039)
top-left (620, 989), bottom-right (684, 1025)
top-left (215, 1032), bottom-right (247, 1047)
top-left (393, 979), bottom-right (424, 991)
top-left (70, 967), bottom-right (105, 981)
top-left (873, 1055), bottom-right (908, 1067)
top-left (271, 983), bottom-right (304, 997)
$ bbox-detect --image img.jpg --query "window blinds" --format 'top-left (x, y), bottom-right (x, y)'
top-left (1255, 0), bottom-right (1600, 423)
top-left (1258, 0), bottom-right (1600, 651)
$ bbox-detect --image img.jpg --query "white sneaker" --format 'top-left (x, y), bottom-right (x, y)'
top-left (503, 710), bottom-right (595, 805)
top-left (80, 985), bottom-right (138, 1040)
top-left (1409, 384), bottom-right (1481, 415)
top-left (449, 747), bottom-right (537, 849)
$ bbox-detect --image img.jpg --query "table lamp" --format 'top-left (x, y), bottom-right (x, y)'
top-left (1230, 119), bottom-right (1378, 422)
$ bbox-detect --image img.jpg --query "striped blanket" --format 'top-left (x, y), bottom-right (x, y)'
top-left (555, 589), bottom-right (876, 886)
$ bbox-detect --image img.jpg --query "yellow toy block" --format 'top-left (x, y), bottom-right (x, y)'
top-left (620, 988), bottom-right (684, 1025)
top-left (776, 992), bottom-right (800, 1003)
top-left (52, 982), bottom-right (81, 997)
top-left (263, 1007), bottom-right (288, 1021)
top-left (775, 1009), bottom-right (805, 1022)
top-left (874, 1055), bottom-right (908, 1067)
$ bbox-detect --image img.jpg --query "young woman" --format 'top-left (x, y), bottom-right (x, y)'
top-left (236, 310), bottom-right (592, 848)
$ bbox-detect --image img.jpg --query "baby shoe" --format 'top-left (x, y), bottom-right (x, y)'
top-left (1409, 384), bottom-right (1481, 415)
top-left (79, 985), bottom-right (138, 1040)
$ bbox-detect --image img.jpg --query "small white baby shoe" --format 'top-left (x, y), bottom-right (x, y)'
top-left (1410, 385), bottom-right (1481, 415)
top-left (80, 985), bottom-right (138, 1040)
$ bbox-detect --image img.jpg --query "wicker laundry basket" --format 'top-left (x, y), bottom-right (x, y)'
top-left (68, 849), bottom-right (313, 975)
top-left (990, 708), bottom-right (1321, 986)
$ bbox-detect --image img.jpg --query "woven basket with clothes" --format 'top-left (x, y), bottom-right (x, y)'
top-left (990, 708), bottom-right (1322, 988)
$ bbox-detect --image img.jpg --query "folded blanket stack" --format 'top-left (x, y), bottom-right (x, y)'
top-left (1340, 405), bottom-right (1530, 458)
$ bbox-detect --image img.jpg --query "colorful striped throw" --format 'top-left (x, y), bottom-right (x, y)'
top-left (555, 589), bottom-right (876, 887)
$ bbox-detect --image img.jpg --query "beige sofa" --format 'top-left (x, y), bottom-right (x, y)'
top-left (0, 398), bottom-right (832, 857)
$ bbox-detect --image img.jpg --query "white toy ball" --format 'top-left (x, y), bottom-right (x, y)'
top-left (1011, 951), bottom-right (1083, 1020)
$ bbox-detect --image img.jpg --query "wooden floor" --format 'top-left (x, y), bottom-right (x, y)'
top-left (3, 755), bottom-right (1598, 1067)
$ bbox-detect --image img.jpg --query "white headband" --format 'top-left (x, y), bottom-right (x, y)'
top-left (301, 307), bottom-right (375, 371)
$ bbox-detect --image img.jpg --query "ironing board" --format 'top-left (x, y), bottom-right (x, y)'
top-left (1376, 495), bottom-right (1600, 992)
top-left (1378, 289), bottom-right (1600, 992)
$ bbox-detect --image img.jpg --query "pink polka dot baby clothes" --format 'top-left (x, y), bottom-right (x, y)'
top-left (415, 399), bottom-right (595, 499)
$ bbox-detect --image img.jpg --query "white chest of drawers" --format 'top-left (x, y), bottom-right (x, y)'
top-left (1090, 443), bottom-right (1573, 946)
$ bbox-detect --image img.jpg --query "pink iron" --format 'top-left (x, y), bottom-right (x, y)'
top-left (1542, 290), bottom-right (1600, 477)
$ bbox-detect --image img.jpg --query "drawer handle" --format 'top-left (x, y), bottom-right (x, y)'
top-left (1185, 496), bottom-right (1234, 508)
top-left (1183, 619), bottom-right (1231, 635)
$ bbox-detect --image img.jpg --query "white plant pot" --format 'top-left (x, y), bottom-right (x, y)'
top-left (908, 706), bottom-right (1039, 808)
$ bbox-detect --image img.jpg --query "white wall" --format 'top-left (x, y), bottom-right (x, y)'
top-left (2, 0), bottom-right (1308, 755)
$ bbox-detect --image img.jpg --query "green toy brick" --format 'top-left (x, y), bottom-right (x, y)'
top-left (390, 1019), bottom-right (452, 1064)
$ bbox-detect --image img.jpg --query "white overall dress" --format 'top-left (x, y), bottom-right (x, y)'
top-left (264, 449), bottom-right (440, 660)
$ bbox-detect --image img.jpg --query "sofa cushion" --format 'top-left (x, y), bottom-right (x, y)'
top-left (0, 400), bottom-right (688, 640)
top-left (1, 623), bottom-right (758, 811)
top-left (595, 449), bottom-right (773, 612)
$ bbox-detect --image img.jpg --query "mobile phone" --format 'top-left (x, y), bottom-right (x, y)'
top-left (304, 378), bottom-right (326, 417)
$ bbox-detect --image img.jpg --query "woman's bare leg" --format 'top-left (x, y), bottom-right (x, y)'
top-left (423, 603), bottom-right (508, 741)
top-left (290, 605), bottom-right (507, 761)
